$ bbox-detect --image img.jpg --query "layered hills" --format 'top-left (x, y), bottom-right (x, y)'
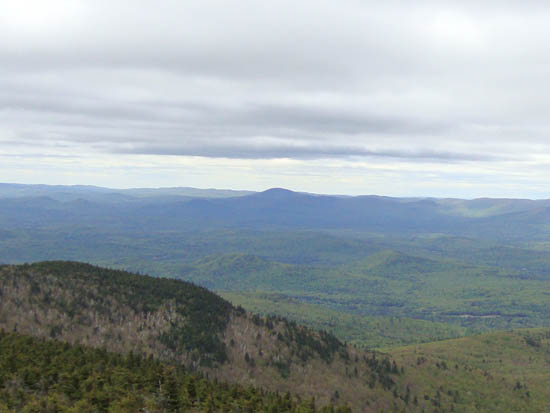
top-left (2, 184), bottom-right (550, 410)
top-left (3, 184), bottom-right (550, 240)
top-left (180, 249), bottom-right (550, 347)
top-left (3, 185), bottom-right (550, 355)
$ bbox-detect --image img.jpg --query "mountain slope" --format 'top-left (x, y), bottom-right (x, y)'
top-left (2, 262), bottom-right (549, 411)
top-left (0, 262), bottom-right (405, 411)
top-left (0, 331), bottom-right (341, 412)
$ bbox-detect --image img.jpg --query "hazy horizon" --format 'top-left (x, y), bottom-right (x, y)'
top-left (3, 181), bottom-right (550, 201)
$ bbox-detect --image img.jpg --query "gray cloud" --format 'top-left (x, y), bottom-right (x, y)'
top-left (2, 1), bottom-right (550, 195)
top-left (118, 141), bottom-right (502, 162)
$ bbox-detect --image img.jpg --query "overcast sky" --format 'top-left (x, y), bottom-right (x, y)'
top-left (2, 0), bottom-right (550, 198)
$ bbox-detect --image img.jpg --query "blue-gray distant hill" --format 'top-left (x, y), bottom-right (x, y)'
top-left (0, 183), bottom-right (253, 202)
top-left (2, 184), bottom-right (550, 240)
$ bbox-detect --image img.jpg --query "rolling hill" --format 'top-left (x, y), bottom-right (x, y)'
top-left (179, 250), bottom-right (550, 341)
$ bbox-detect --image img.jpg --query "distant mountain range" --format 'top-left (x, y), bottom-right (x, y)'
top-left (0, 182), bottom-right (253, 201)
top-left (2, 183), bottom-right (550, 240)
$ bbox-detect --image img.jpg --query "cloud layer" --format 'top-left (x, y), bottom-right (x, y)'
top-left (2, 0), bottom-right (550, 197)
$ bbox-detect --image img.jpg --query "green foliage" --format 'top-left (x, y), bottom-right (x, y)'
top-left (0, 331), bottom-right (343, 412)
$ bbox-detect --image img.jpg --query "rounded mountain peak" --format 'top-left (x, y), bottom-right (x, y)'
top-left (258, 188), bottom-right (297, 198)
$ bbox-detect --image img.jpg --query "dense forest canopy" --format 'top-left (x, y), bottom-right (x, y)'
top-left (0, 331), bottom-right (351, 412)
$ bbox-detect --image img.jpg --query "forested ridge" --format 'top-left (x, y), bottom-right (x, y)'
top-left (4, 261), bottom-right (550, 411)
top-left (0, 262), bottom-right (407, 411)
top-left (0, 261), bottom-right (233, 366)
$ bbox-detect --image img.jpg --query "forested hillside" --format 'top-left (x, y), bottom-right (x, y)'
top-left (0, 262), bottom-right (406, 411)
top-left (0, 331), bottom-right (348, 412)
top-left (2, 261), bottom-right (550, 411)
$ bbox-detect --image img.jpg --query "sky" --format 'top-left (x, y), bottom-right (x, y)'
top-left (2, 0), bottom-right (550, 198)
